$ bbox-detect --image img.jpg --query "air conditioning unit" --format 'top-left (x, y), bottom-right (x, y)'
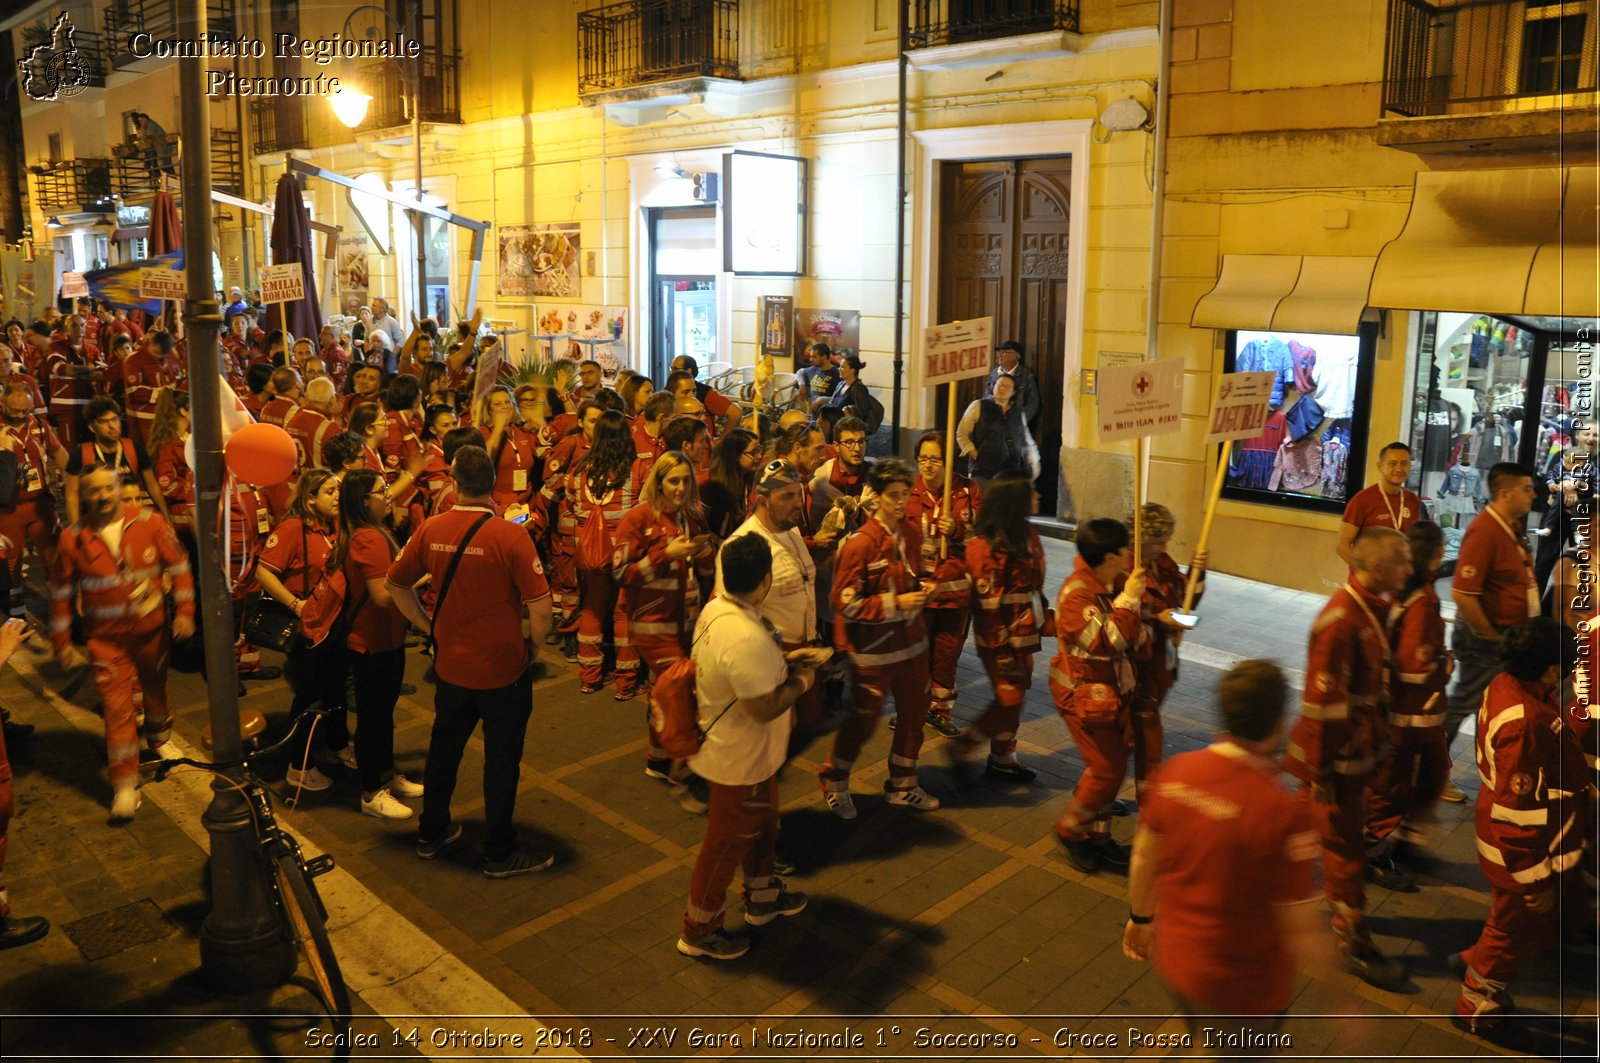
top-left (692, 173), bottom-right (719, 203)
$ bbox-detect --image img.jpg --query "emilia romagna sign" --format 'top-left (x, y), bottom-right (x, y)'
top-left (17, 10), bottom-right (421, 101)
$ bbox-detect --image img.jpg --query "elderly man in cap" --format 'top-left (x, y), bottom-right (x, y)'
top-left (987, 340), bottom-right (1040, 424)
top-left (222, 287), bottom-right (250, 329)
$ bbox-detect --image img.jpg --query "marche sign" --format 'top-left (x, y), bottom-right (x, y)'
top-left (1096, 359), bottom-right (1184, 571)
top-left (138, 267), bottom-right (186, 301)
top-left (1184, 370), bottom-right (1277, 612)
top-left (923, 316), bottom-right (994, 559)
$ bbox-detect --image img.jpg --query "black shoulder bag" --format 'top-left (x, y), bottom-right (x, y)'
top-left (244, 522), bottom-right (311, 655)
top-left (423, 512), bottom-right (493, 682)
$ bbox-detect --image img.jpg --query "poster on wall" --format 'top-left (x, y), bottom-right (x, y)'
top-left (336, 234), bottom-right (369, 314)
top-left (498, 223), bottom-right (580, 299)
top-left (2, 248), bottom-right (50, 323)
top-left (758, 295), bottom-right (794, 365)
top-left (535, 305), bottom-right (628, 374)
top-left (792, 307), bottom-right (860, 372)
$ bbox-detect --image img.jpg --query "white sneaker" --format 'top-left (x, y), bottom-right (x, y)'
top-left (151, 741), bottom-right (182, 762)
top-left (386, 772), bottom-right (424, 798)
top-left (884, 784), bottom-right (941, 811)
top-left (110, 785), bottom-right (142, 822)
top-left (823, 788), bottom-right (858, 820)
top-left (285, 765), bottom-right (333, 792)
top-left (360, 788), bottom-right (415, 820)
top-left (337, 747), bottom-right (358, 771)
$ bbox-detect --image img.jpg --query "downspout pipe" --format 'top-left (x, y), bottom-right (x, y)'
top-left (891, 1), bottom-right (909, 447)
top-left (1143, 0), bottom-right (1173, 363)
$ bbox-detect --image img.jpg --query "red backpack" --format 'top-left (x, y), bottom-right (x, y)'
top-left (574, 478), bottom-right (616, 572)
top-left (646, 619), bottom-right (738, 758)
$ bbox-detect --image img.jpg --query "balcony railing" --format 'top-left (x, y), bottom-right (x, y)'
top-left (102, 0), bottom-right (236, 68)
top-left (578, 0), bottom-right (740, 95)
top-left (30, 158), bottom-right (114, 213)
top-left (1384, 0), bottom-right (1598, 117)
top-left (110, 128), bottom-right (242, 198)
top-left (906, 0), bottom-right (1079, 49)
top-left (249, 99), bottom-right (309, 154)
top-left (354, 51), bottom-right (463, 130)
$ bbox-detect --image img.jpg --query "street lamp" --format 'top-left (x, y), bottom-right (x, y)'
top-left (332, 5), bottom-right (427, 327)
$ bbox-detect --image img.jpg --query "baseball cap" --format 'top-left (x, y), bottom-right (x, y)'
top-left (997, 340), bottom-right (1023, 353)
top-left (757, 458), bottom-right (804, 493)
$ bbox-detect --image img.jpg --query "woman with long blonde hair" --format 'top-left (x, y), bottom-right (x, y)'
top-left (146, 387), bottom-right (192, 527)
top-left (614, 450), bottom-right (715, 779)
top-left (474, 386), bottom-right (536, 509)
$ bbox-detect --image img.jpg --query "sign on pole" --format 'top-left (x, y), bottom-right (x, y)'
top-left (1096, 359), bottom-right (1184, 442)
top-left (922, 317), bottom-right (993, 388)
top-left (472, 339), bottom-right (504, 415)
top-left (260, 262), bottom-right (305, 304)
top-left (138, 267), bottom-right (187, 301)
top-left (1205, 371), bottom-right (1275, 443)
top-left (60, 272), bottom-right (88, 298)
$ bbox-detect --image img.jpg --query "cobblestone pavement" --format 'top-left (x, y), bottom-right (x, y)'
top-left (0, 540), bottom-right (1593, 1061)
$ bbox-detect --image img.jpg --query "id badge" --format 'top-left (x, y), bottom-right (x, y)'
top-left (513, 468), bottom-right (528, 493)
top-left (24, 464), bottom-right (41, 493)
top-left (1527, 584), bottom-right (1541, 619)
top-left (256, 508), bottom-right (272, 536)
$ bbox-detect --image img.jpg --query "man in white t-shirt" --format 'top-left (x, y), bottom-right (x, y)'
top-left (678, 533), bottom-right (824, 961)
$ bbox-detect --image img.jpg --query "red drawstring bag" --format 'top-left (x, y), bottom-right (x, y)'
top-left (575, 480), bottom-right (615, 572)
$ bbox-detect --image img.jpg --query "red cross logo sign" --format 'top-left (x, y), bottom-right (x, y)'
top-left (1133, 372), bottom-right (1153, 396)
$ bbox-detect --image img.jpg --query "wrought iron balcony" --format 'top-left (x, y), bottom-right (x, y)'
top-left (102, 0), bottom-right (237, 68)
top-left (906, 0), bottom-right (1079, 49)
top-left (249, 99), bottom-right (310, 155)
top-left (578, 0), bottom-right (740, 96)
top-left (352, 51), bottom-right (463, 130)
top-left (30, 158), bottom-right (114, 213)
top-left (110, 128), bottom-right (242, 198)
top-left (1384, 0), bottom-right (1597, 117)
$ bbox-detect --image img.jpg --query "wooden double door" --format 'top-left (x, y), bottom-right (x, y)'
top-left (937, 156), bottom-right (1072, 513)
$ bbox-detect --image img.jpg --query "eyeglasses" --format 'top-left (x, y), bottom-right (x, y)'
top-left (367, 489), bottom-right (389, 500)
top-left (839, 438), bottom-right (866, 448)
top-left (916, 455), bottom-right (942, 464)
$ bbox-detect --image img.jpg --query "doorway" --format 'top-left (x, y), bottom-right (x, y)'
top-left (937, 156), bottom-right (1073, 513)
top-left (647, 206), bottom-right (719, 381)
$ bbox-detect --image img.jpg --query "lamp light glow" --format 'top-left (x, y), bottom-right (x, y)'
top-left (330, 87), bottom-right (373, 129)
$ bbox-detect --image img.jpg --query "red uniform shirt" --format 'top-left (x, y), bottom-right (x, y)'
top-left (377, 410), bottom-right (423, 476)
top-left (258, 395), bottom-right (298, 429)
top-left (320, 343), bottom-right (350, 389)
top-left (1341, 483), bottom-right (1420, 538)
top-left (152, 438), bottom-right (192, 518)
top-left (283, 406), bottom-right (336, 471)
top-left (119, 348), bottom-right (172, 440)
top-left (258, 516), bottom-right (335, 601)
top-left (1453, 505), bottom-right (1537, 629)
top-left (831, 516), bottom-right (927, 668)
top-left (905, 473), bottom-right (977, 580)
top-left (1389, 585), bottom-right (1447, 725)
top-left (1141, 742), bottom-right (1319, 1015)
top-left (345, 527), bottom-right (407, 654)
top-left (1049, 555), bottom-right (1143, 698)
top-left (387, 507), bottom-right (550, 689)
top-left (966, 530), bottom-right (1046, 656)
top-left (631, 418), bottom-right (665, 462)
top-left (1284, 581), bottom-right (1392, 786)
top-left (2, 413), bottom-right (61, 502)
top-left (480, 422), bottom-right (537, 505)
top-left (613, 501), bottom-right (713, 640)
top-left (50, 504), bottom-right (194, 651)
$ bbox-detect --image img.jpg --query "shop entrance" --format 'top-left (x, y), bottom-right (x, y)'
top-left (647, 206), bottom-right (719, 382)
top-left (935, 156), bottom-right (1072, 513)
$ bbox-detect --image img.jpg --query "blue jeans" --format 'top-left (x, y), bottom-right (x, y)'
top-left (1445, 619), bottom-right (1500, 753)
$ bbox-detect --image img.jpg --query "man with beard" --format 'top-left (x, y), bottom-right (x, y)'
top-left (810, 415), bottom-right (870, 519)
top-left (342, 364), bottom-right (384, 422)
top-left (51, 465), bottom-right (194, 821)
top-left (0, 383), bottom-right (67, 617)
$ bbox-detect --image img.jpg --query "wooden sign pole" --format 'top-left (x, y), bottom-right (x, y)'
top-left (941, 380), bottom-right (958, 559)
top-left (1132, 435), bottom-right (1145, 572)
top-left (1182, 438), bottom-right (1231, 612)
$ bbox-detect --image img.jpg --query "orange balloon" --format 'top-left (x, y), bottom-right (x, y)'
top-left (223, 422), bottom-right (297, 486)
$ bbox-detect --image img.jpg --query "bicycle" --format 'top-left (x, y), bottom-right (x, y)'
top-left (140, 704), bottom-right (351, 1043)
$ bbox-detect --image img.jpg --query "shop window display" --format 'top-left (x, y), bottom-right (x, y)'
top-left (1220, 327), bottom-right (1376, 514)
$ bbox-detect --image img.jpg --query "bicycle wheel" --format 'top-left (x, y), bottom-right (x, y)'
top-left (271, 851), bottom-right (352, 1028)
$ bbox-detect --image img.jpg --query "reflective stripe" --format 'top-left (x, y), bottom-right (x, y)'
top-left (1076, 614), bottom-right (1104, 651)
top-left (1049, 663), bottom-right (1074, 688)
top-left (999, 593), bottom-right (1033, 604)
top-left (643, 578), bottom-right (678, 591)
top-left (630, 621), bottom-right (681, 635)
top-left (684, 901), bottom-right (722, 924)
top-left (1387, 711), bottom-right (1445, 727)
top-left (1302, 700), bottom-right (1350, 722)
top-left (79, 575), bottom-right (121, 591)
top-left (49, 617), bottom-right (70, 633)
top-left (1483, 703), bottom-right (1525, 747)
top-left (850, 643), bottom-right (927, 668)
top-left (89, 606), bottom-right (129, 619)
top-left (1397, 670), bottom-right (1432, 684)
top-left (1332, 754), bottom-right (1375, 775)
top-left (49, 587), bottom-right (71, 600)
top-left (1551, 848), bottom-right (1582, 873)
top-left (931, 580), bottom-right (969, 594)
top-left (1489, 804), bottom-right (1547, 826)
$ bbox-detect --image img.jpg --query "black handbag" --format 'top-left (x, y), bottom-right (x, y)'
top-left (242, 522), bottom-right (311, 654)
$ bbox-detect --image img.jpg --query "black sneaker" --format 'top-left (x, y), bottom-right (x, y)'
top-left (1057, 835), bottom-right (1103, 874)
top-left (0, 914), bottom-right (49, 949)
top-left (483, 849), bottom-right (556, 879)
top-left (561, 633), bottom-right (579, 662)
top-left (242, 665), bottom-right (283, 681)
top-left (1110, 798), bottom-right (1135, 817)
top-left (1342, 945), bottom-right (1409, 992)
top-left (1092, 840), bottom-right (1132, 870)
top-left (676, 774), bottom-right (710, 814)
top-left (416, 824), bottom-right (464, 861)
top-left (927, 712), bottom-right (961, 738)
top-left (744, 884), bottom-right (808, 926)
top-left (677, 928), bottom-right (749, 960)
top-left (644, 758), bottom-right (673, 781)
top-left (1369, 854), bottom-right (1418, 892)
top-left (985, 759), bottom-right (1037, 784)
top-left (771, 855), bottom-right (797, 877)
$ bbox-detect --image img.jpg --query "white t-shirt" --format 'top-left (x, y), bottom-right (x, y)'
top-left (713, 513), bottom-right (816, 644)
top-left (97, 518), bottom-right (126, 558)
top-left (688, 595), bottom-right (791, 786)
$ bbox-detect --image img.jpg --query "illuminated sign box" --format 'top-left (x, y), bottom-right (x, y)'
top-left (722, 151), bottom-right (808, 277)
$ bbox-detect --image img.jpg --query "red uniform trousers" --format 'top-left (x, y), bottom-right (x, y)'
top-left (1132, 658), bottom-right (1175, 796)
top-left (576, 570), bottom-right (639, 694)
top-left (972, 650), bottom-right (1030, 760)
top-left (0, 721), bottom-right (12, 917)
top-left (89, 628), bottom-right (172, 786)
top-left (926, 605), bottom-right (970, 720)
top-left (821, 662), bottom-right (929, 791)
top-left (1365, 726), bottom-right (1449, 847)
top-left (634, 629), bottom-right (688, 761)
top-left (0, 498), bottom-right (57, 611)
top-left (682, 776), bottom-right (780, 941)
top-left (549, 547), bottom-right (579, 632)
top-left (1051, 682), bottom-right (1130, 844)
top-left (1301, 775), bottom-right (1373, 949)
top-left (1457, 872), bottom-right (1586, 1027)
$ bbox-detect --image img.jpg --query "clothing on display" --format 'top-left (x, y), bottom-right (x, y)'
top-left (1234, 336), bottom-right (1295, 407)
top-left (1310, 344), bottom-right (1359, 419)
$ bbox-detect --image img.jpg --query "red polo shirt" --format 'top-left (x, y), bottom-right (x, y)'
top-left (1453, 505), bottom-right (1536, 629)
top-left (345, 527), bottom-right (408, 653)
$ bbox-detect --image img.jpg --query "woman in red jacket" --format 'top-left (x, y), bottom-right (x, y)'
top-left (906, 431), bottom-right (978, 738)
top-left (950, 471), bottom-right (1046, 783)
top-left (614, 450), bottom-right (716, 778)
top-left (146, 387), bottom-right (192, 531)
top-left (1132, 502), bottom-right (1207, 797)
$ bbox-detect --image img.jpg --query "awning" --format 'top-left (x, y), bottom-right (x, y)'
top-left (1191, 254), bottom-right (1375, 334)
top-left (1368, 166), bottom-right (1598, 318)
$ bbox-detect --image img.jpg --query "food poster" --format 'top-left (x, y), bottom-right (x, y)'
top-left (499, 223), bottom-right (580, 299)
top-left (534, 305), bottom-right (629, 374)
top-left (336, 234), bottom-right (369, 314)
top-left (793, 307), bottom-right (860, 371)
